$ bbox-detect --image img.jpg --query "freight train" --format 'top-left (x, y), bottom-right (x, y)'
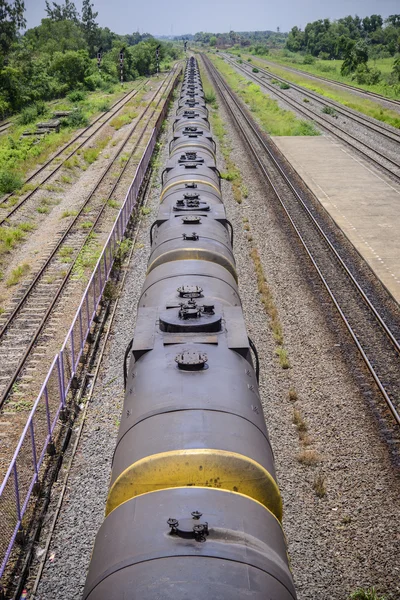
top-left (83, 57), bottom-right (297, 600)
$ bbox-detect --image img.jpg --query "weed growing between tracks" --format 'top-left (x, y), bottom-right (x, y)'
top-left (208, 54), bottom-right (319, 136)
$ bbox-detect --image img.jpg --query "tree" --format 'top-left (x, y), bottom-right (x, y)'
top-left (341, 39), bottom-right (368, 75)
top-left (386, 15), bottom-right (400, 28)
top-left (81, 0), bottom-right (98, 56)
top-left (392, 55), bottom-right (400, 82)
top-left (50, 48), bottom-right (91, 87)
top-left (209, 36), bottom-right (217, 47)
top-left (0, 0), bottom-right (26, 58)
top-left (45, 0), bottom-right (79, 22)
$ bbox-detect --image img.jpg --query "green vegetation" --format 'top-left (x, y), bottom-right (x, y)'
top-left (83, 136), bottom-right (111, 164)
top-left (209, 54), bottom-right (319, 136)
top-left (242, 55), bottom-right (400, 128)
top-left (0, 222), bottom-right (35, 259)
top-left (0, 1), bottom-right (181, 119)
top-left (6, 262), bottom-right (30, 286)
top-left (61, 209), bottom-right (78, 218)
top-left (72, 236), bottom-right (101, 279)
top-left (349, 588), bottom-right (387, 600)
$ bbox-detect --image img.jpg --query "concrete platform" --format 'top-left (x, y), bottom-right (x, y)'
top-left (272, 135), bottom-right (400, 304)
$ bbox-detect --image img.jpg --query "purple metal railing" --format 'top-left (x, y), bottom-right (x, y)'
top-left (0, 70), bottom-right (179, 583)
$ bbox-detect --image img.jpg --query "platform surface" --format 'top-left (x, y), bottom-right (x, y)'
top-left (272, 135), bottom-right (400, 304)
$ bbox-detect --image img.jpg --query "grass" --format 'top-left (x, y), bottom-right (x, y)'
top-left (59, 246), bottom-right (74, 263)
top-left (313, 472), bottom-right (326, 498)
top-left (322, 105), bottom-right (338, 117)
top-left (64, 155), bottom-right (80, 169)
top-left (293, 408), bottom-right (307, 432)
top-left (209, 54), bottom-right (319, 136)
top-left (349, 588), bottom-right (387, 600)
top-left (0, 222), bottom-right (35, 259)
top-left (0, 83), bottom-right (139, 199)
top-left (6, 262), bottom-right (30, 287)
top-left (80, 220), bottom-right (93, 230)
top-left (72, 237), bottom-right (101, 280)
top-left (107, 199), bottom-right (120, 209)
top-left (242, 52), bottom-right (400, 129)
top-left (37, 205), bottom-right (49, 214)
top-left (275, 346), bottom-right (290, 369)
top-left (110, 110), bottom-right (138, 130)
top-left (288, 388), bottom-right (298, 402)
top-left (297, 448), bottom-right (321, 466)
top-left (61, 209), bottom-right (78, 218)
top-left (83, 136), bottom-right (111, 164)
top-left (60, 175), bottom-right (72, 184)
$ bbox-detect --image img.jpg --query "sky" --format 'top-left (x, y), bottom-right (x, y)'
top-left (24, 0), bottom-right (400, 35)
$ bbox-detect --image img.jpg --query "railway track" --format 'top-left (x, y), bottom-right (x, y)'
top-left (241, 55), bottom-right (400, 109)
top-left (0, 121), bottom-right (12, 135)
top-left (221, 54), bottom-right (400, 184)
top-left (0, 80), bottom-right (151, 225)
top-left (0, 65), bottom-right (180, 453)
top-left (203, 53), bottom-right (400, 426)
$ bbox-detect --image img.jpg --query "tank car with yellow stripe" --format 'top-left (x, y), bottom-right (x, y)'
top-left (83, 57), bottom-right (297, 600)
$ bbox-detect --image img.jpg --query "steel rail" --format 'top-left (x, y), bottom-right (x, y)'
top-left (0, 80), bottom-right (150, 222)
top-left (248, 56), bottom-right (400, 108)
top-left (221, 54), bottom-right (400, 184)
top-left (203, 53), bottom-right (400, 426)
top-left (0, 67), bottom-right (180, 409)
top-left (223, 53), bottom-right (400, 144)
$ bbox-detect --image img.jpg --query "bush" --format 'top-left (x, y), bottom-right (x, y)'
top-left (237, 59), bottom-right (243, 64)
top-left (303, 54), bottom-right (316, 64)
top-left (0, 170), bottom-right (23, 194)
top-left (322, 106), bottom-right (337, 117)
top-left (67, 90), bottom-right (86, 103)
top-left (353, 64), bottom-right (382, 85)
top-left (84, 73), bottom-right (103, 91)
top-left (319, 52), bottom-right (330, 60)
top-left (18, 105), bottom-right (39, 125)
top-left (61, 109), bottom-right (89, 128)
top-left (280, 82), bottom-right (291, 89)
top-left (252, 67), bottom-right (259, 73)
top-left (247, 57), bottom-right (252, 62)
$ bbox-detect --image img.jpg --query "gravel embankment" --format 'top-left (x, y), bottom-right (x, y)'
top-left (30, 70), bottom-right (400, 600)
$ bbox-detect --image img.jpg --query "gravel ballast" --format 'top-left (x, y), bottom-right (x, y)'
top-left (29, 64), bottom-right (400, 600)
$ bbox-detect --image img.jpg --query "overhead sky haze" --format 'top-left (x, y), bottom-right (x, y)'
top-left (24, 0), bottom-right (400, 35)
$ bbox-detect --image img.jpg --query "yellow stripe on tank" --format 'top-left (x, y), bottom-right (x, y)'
top-left (106, 449), bottom-right (282, 521)
top-left (160, 180), bottom-right (221, 201)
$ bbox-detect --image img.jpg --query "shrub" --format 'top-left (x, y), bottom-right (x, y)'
top-left (318, 52), bottom-right (330, 60)
top-left (252, 67), bottom-right (259, 73)
top-left (204, 91), bottom-right (217, 105)
top-left (67, 90), bottom-right (86, 103)
top-left (62, 109), bottom-right (89, 128)
top-left (0, 170), bottom-right (23, 194)
top-left (322, 106), bottom-right (337, 117)
top-left (303, 54), bottom-right (316, 64)
top-left (18, 105), bottom-right (39, 125)
top-left (279, 82), bottom-right (291, 90)
top-left (247, 57), bottom-right (252, 62)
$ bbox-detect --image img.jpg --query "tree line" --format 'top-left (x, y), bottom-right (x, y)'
top-left (0, 0), bottom-right (180, 117)
top-left (286, 14), bottom-right (400, 84)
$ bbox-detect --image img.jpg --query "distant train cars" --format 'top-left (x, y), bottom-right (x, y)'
top-left (83, 57), bottom-right (297, 600)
